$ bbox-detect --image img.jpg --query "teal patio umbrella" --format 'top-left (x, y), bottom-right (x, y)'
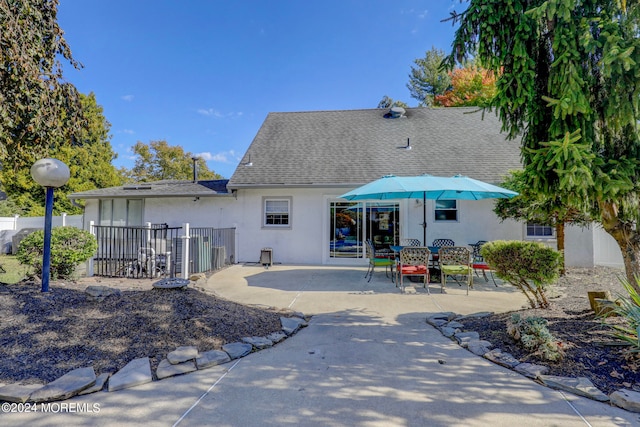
top-left (339, 174), bottom-right (518, 245)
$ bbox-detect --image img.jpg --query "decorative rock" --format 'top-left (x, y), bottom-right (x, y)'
top-left (440, 326), bottom-right (458, 338)
top-left (30, 367), bottom-right (96, 402)
top-left (426, 312), bottom-right (457, 327)
top-left (539, 375), bottom-right (609, 402)
top-left (242, 336), bottom-right (274, 349)
top-left (514, 363), bottom-right (549, 379)
top-left (427, 318), bottom-right (448, 328)
top-left (267, 331), bottom-right (287, 343)
top-left (152, 278), bottom-right (190, 289)
top-left (466, 340), bottom-right (493, 356)
top-left (453, 331), bottom-right (480, 347)
top-left (484, 349), bottom-right (521, 369)
top-left (85, 285), bottom-right (121, 301)
top-left (168, 346), bottom-right (199, 364)
top-left (78, 373), bottom-right (110, 395)
top-left (222, 342), bottom-right (253, 359)
top-left (281, 316), bottom-right (306, 336)
top-left (0, 384), bottom-right (43, 403)
top-left (156, 359), bottom-right (197, 380)
top-left (108, 357), bottom-right (152, 392)
top-left (610, 389), bottom-right (640, 412)
top-left (196, 350), bottom-right (231, 369)
top-left (446, 321), bottom-right (464, 329)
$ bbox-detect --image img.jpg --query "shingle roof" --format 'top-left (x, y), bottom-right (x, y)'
top-left (68, 179), bottom-right (230, 200)
top-left (228, 107), bottom-right (522, 188)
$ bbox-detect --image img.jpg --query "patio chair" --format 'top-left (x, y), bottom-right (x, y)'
top-left (470, 241), bottom-right (497, 286)
top-left (396, 247), bottom-right (430, 293)
top-left (438, 246), bottom-right (473, 295)
top-left (364, 239), bottom-right (394, 282)
top-left (400, 238), bottom-right (421, 247)
top-left (430, 238), bottom-right (455, 266)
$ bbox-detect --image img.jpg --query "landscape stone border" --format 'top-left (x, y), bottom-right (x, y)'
top-left (0, 314), bottom-right (309, 404)
top-left (427, 311), bottom-right (640, 413)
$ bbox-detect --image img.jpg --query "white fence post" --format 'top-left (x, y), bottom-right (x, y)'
top-left (87, 220), bottom-right (95, 277)
top-left (181, 223), bottom-right (190, 279)
top-left (62, 212), bottom-right (67, 226)
top-left (13, 214), bottom-right (19, 230)
top-left (145, 222), bottom-right (152, 246)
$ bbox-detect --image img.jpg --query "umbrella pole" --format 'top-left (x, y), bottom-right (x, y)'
top-left (423, 193), bottom-right (427, 246)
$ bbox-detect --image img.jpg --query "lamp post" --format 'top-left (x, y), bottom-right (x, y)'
top-left (30, 158), bottom-right (70, 292)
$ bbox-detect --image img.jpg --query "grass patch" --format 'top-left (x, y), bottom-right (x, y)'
top-left (0, 255), bottom-right (29, 284)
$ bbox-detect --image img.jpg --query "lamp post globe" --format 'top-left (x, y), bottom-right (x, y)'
top-left (30, 158), bottom-right (70, 188)
top-left (30, 158), bottom-right (70, 292)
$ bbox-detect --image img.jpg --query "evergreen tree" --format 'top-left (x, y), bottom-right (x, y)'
top-left (447, 0), bottom-right (640, 288)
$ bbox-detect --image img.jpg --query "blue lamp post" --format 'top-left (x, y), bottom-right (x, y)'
top-left (30, 158), bottom-right (70, 292)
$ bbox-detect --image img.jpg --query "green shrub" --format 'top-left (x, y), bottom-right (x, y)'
top-left (507, 313), bottom-right (564, 361)
top-left (600, 276), bottom-right (640, 354)
top-left (16, 226), bottom-right (97, 280)
top-left (481, 240), bottom-right (562, 308)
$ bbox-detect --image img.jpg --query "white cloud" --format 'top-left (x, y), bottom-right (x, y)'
top-left (197, 108), bottom-right (243, 118)
top-left (417, 9), bottom-right (428, 19)
top-left (121, 95), bottom-right (134, 102)
top-left (121, 129), bottom-right (135, 134)
top-left (196, 150), bottom-right (241, 163)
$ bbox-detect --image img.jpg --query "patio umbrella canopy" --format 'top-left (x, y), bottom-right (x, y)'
top-left (339, 174), bottom-right (518, 245)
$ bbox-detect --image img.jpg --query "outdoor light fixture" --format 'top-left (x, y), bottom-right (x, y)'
top-left (30, 158), bottom-right (70, 292)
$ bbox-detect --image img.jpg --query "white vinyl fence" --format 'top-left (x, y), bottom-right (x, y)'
top-left (0, 214), bottom-right (83, 254)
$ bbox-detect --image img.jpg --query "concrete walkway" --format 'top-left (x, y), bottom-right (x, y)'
top-left (4, 264), bottom-right (639, 426)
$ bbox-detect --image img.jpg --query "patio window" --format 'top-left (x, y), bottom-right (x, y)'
top-left (434, 200), bottom-right (457, 221)
top-left (99, 199), bottom-right (143, 226)
top-left (264, 197), bottom-right (291, 228)
top-left (526, 222), bottom-right (554, 237)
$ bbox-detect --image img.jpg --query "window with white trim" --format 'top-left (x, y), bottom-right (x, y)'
top-left (264, 198), bottom-right (291, 227)
top-left (99, 199), bottom-right (143, 226)
top-left (526, 222), bottom-right (554, 237)
top-left (434, 200), bottom-right (458, 221)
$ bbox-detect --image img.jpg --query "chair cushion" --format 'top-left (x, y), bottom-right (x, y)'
top-left (441, 265), bottom-right (471, 274)
top-left (400, 265), bottom-right (427, 274)
top-left (372, 258), bottom-right (394, 266)
top-left (472, 262), bottom-right (490, 270)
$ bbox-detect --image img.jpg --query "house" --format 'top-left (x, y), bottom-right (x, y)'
top-left (70, 107), bottom-right (623, 270)
top-left (226, 107), bottom-right (524, 265)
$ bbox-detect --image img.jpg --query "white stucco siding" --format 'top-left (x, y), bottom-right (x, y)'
top-left (82, 201), bottom-right (99, 230)
top-left (403, 198), bottom-right (522, 246)
top-left (142, 197), bottom-right (237, 228)
top-left (232, 188), bottom-right (326, 264)
top-left (79, 197), bottom-right (237, 229)
top-left (232, 189), bottom-right (525, 265)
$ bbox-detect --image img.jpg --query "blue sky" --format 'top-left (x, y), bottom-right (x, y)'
top-left (57, 1), bottom-right (460, 179)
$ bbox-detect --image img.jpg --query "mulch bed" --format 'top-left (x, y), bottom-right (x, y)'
top-left (0, 281), bottom-right (290, 384)
top-left (459, 267), bottom-right (640, 395)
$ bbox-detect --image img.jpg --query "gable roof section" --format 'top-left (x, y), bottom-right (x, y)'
top-left (68, 179), bottom-right (230, 200)
top-left (228, 107), bottom-right (522, 189)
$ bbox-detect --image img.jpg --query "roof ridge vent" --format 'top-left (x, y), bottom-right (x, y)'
top-left (385, 106), bottom-right (406, 119)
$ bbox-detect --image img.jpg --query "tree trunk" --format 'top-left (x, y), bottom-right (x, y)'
top-left (555, 220), bottom-right (566, 275)
top-left (599, 200), bottom-right (640, 295)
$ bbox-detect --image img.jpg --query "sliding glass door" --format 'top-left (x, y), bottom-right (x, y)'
top-left (329, 201), bottom-right (399, 260)
top-left (329, 201), bottom-right (363, 258)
